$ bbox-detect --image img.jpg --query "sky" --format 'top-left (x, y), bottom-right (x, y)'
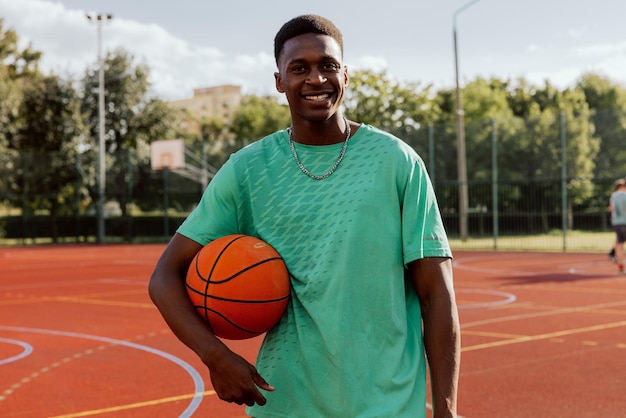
top-left (1, 0), bottom-right (625, 101)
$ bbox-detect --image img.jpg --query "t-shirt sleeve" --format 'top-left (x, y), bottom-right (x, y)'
top-left (176, 158), bottom-right (240, 245)
top-left (401, 156), bottom-right (452, 264)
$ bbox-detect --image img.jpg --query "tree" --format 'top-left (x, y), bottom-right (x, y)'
top-left (493, 80), bottom-right (598, 231)
top-left (344, 69), bottom-right (437, 133)
top-left (9, 73), bottom-right (86, 241)
top-left (0, 65), bottom-right (21, 195)
top-left (81, 47), bottom-right (180, 220)
top-left (230, 95), bottom-right (291, 142)
top-left (0, 18), bottom-right (41, 79)
top-left (1, 20), bottom-right (87, 241)
top-left (0, 19), bottom-right (41, 210)
top-left (577, 73), bottom-right (626, 180)
top-left (459, 77), bottom-right (516, 182)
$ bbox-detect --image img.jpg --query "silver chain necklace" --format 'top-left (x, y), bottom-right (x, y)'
top-left (288, 117), bottom-right (351, 180)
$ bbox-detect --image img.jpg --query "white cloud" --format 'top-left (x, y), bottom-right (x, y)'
top-left (565, 28), bottom-right (585, 40)
top-left (0, 0), bottom-right (281, 100)
top-left (527, 44), bottom-right (539, 53)
top-left (2, 0), bottom-right (626, 101)
top-left (574, 41), bottom-right (626, 57)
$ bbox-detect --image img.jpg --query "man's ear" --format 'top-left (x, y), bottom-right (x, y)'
top-left (275, 72), bottom-right (285, 93)
top-left (343, 65), bottom-right (349, 87)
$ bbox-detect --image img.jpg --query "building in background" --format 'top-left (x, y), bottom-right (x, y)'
top-left (168, 85), bottom-right (242, 135)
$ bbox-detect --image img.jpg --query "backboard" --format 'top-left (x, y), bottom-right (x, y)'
top-left (150, 139), bottom-right (185, 170)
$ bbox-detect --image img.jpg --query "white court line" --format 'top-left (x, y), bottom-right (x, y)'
top-left (0, 337), bottom-right (33, 365)
top-left (454, 253), bottom-right (617, 278)
top-left (456, 288), bottom-right (516, 310)
top-left (0, 326), bottom-right (204, 418)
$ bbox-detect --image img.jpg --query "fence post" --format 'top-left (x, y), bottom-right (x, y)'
top-left (491, 119), bottom-right (498, 250)
top-left (75, 155), bottom-right (82, 242)
top-left (126, 148), bottom-right (133, 242)
top-left (428, 124), bottom-right (435, 184)
top-left (163, 167), bottom-right (170, 241)
top-left (21, 153), bottom-right (27, 244)
top-left (560, 112), bottom-right (567, 251)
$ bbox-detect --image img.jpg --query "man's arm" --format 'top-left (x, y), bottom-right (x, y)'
top-left (409, 257), bottom-right (460, 418)
top-left (148, 233), bottom-right (273, 406)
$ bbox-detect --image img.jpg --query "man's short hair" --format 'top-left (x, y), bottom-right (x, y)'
top-left (274, 14), bottom-right (343, 64)
top-left (615, 178), bottom-right (626, 190)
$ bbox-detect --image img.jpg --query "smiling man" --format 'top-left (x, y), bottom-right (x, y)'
top-left (149, 14), bottom-right (460, 418)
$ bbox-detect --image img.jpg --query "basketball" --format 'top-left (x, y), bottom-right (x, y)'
top-left (185, 234), bottom-right (290, 340)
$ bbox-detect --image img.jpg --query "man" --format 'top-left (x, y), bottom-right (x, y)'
top-left (149, 14), bottom-right (460, 418)
top-left (609, 178), bottom-right (626, 274)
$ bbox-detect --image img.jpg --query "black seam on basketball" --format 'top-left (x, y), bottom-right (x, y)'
top-left (210, 235), bottom-right (246, 277)
top-left (195, 256), bottom-right (211, 324)
top-left (207, 257), bottom-right (285, 284)
top-left (205, 293), bottom-right (290, 303)
top-left (186, 286), bottom-right (208, 297)
top-left (206, 307), bottom-right (268, 334)
top-left (200, 235), bottom-right (245, 325)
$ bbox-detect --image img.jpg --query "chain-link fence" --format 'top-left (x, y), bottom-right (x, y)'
top-left (1, 111), bottom-right (624, 251)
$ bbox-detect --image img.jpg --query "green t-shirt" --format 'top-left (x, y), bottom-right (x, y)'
top-left (177, 124), bottom-right (451, 417)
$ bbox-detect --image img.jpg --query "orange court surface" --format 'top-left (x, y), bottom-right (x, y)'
top-left (1, 244), bottom-right (625, 417)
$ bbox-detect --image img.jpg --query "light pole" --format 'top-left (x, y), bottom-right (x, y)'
top-left (453, 0), bottom-right (480, 242)
top-left (86, 13), bottom-right (112, 244)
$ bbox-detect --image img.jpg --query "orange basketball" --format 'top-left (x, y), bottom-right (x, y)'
top-left (185, 234), bottom-right (290, 340)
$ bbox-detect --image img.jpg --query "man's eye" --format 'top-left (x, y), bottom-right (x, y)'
top-left (323, 63), bottom-right (340, 71)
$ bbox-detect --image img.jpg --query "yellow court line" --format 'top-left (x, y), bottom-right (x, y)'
top-left (0, 297), bottom-right (47, 306)
top-left (66, 289), bottom-right (148, 298)
top-left (48, 390), bottom-right (216, 418)
top-left (462, 330), bottom-right (525, 339)
top-left (498, 303), bottom-right (626, 319)
top-left (1, 296), bottom-right (152, 309)
top-left (0, 295), bottom-right (153, 309)
top-left (462, 319), bottom-right (626, 352)
top-left (462, 299), bottom-right (626, 329)
top-left (51, 296), bottom-right (153, 309)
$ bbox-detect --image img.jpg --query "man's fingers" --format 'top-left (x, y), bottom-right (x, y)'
top-left (253, 372), bottom-right (275, 392)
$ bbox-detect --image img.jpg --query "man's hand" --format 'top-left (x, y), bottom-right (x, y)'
top-left (206, 345), bottom-right (275, 406)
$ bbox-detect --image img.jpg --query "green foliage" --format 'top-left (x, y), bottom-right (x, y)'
top-left (231, 95), bottom-right (291, 141)
top-left (8, 74), bottom-right (87, 241)
top-left (0, 65), bottom-right (21, 147)
top-left (80, 48), bottom-right (181, 217)
top-left (0, 19), bottom-right (32, 203)
top-left (0, 18), bottom-right (41, 78)
top-left (345, 69), bottom-right (437, 133)
top-left (577, 73), bottom-right (626, 180)
top-left (81, 47), bottom-right (177, 151)
top-left (1, 20), bottom-right (87, 241)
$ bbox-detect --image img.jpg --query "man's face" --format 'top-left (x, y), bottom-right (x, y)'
top-left (274, 33), bottom-right (348, 123)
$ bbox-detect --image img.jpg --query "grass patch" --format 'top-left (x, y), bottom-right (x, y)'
top-left (449, 230), bottom-right (614, 252)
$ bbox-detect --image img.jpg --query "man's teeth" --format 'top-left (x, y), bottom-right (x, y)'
top-left (306, 94), bottom-right (329, 100)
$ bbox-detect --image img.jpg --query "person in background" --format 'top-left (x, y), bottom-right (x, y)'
top-left (149, 14), bottom-right (460, 418)
top-left (609, 178), bottom-right (626, 274)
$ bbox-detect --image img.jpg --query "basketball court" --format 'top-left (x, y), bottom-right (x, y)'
top-left (1, 245), bottom-right (625, 417)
